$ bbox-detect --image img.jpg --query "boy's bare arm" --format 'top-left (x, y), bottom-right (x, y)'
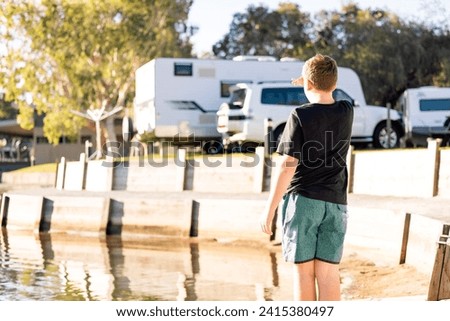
top-left (260, 154), bottom-right (298, 235)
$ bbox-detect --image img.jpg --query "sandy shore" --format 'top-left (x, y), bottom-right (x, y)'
top-left (340, 244), bottom-right (430, 300)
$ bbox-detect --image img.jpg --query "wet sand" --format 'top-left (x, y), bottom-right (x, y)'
top-left (187, 237), bottom-right (431, 301)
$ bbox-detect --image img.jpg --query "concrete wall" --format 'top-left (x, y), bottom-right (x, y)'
top-left (1, 193), bottom-right (110, 234)
top-left (2, 190), bottom-right (445, 278)
top-left (63, 159), bottom-right (86, 191)
top-left (0, 193), bottom-right (44, 232)
top-left (57, 148), bottom-right (266, 194)
top-left (405, 213), bottom-right (444, 274)
top-left (352, 149), bottom-right (430, 197)
top-left (345, 206), bottom-right (443, 275)
top-left (109, 196), bottom-right (192, 237)
top-left (112, 158), bottom-right (185, 192)
top-left (192, 148), bottom-right (265, 193)
top-left (11, 141), bottom-right (450, 198)
top-left (1, 171), bottom-right (55, 187)
top-left (85, 159), bottom-right (113, 192)
top-left (352, 141), bottom-right (441, 198)
top-left (195, 198), bottom-right (267, 241)
top-left (41, 195), bottom-right (110, 234)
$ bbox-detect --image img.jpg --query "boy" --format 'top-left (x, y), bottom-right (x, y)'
top-left (260, 54), bottom-right (353, 301)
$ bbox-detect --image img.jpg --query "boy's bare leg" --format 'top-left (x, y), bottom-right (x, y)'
top-left (293, 261), bottom-right (317, 301)
top-left (315, 260), bottom-right (341, 301)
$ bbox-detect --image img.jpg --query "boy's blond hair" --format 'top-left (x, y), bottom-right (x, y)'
top-left (294, 54), bottom-right (338, 92)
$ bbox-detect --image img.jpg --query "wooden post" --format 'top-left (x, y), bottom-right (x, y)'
top-left (399, 213), bottom-right (411, 264)
top-left (264, 118), bottom-right (274, 157)
top-left (346, 145), bottom-right (354, 194)
top-left (427, 138), bottom-right (442, 197)
top-left (80, 153), bottom-right (87, 190)
top-left (254, 146), bottom-right (265, 193)
top-left (438, 239), bottom-right (450, 300)
top-left (54, 160), bottom-right (59, 188)
top-left (55, 156), bottom-right (66, 190)
top-left (0, 194), bottom-right (10, 227)
top-left (190, 200), bottom-right (200, 237)
top-left (427, 223), bottom-right (450, 301)
top-left (176, 148), bottom-right (186, 192)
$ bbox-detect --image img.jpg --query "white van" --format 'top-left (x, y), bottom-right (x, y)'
top-left (217, 81), bottom-right (404, 150)
top-left (396, 86), bottom-right (450, 146)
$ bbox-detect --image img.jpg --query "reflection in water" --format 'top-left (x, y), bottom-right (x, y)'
top-left (180, 243), bottom-right (199, 301)
top-left (107, 236), bottom-right (132, 300)
top-left (39, 233), bottom-right (54, 266)
top-left (0, 229), bottom-right (291, 301)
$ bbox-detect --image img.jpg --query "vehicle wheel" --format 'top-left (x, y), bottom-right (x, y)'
top-left (202, 140), bottom-right (223, 154)
top-left (373, 122), bottom-right (400, 149)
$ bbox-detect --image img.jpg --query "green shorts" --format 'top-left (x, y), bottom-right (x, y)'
top-left (280, 193), bottom-right (348, 264)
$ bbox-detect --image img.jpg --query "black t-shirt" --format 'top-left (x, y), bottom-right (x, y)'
top-left (276, 100), bottom-right (354, 205)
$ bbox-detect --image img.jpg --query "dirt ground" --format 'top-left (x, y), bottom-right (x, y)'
top-left (339, 246), bottom-right (431, 300)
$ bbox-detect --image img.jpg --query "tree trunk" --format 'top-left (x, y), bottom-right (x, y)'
top-left (104, 114), bottom-right (121, 158)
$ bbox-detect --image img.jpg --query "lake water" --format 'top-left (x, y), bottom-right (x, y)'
top-left (0, 229), bottom-right (294, 301)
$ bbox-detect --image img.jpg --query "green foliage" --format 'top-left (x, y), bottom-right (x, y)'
top-left (0, 96), bottom-right (17, 120)
top-left (214, 1), bottom-right (450, 106)
top-left (213, 2), bottom-right (312, 59)
top-left (138, 131), bottom-right (157, 143)
top-left (13, 162), bottom-right (57, 173)
top-left (16, 104), bottom-right (34, 130)
top-left (312, 3), bottom-right (447, 105)
top-left (0, 0), bottom-right (193, 144)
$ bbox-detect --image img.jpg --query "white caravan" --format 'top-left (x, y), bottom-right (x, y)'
top-left (396, 86), bottom-right (450, 146)
top-left (217, 78), bottom-right (404, 150)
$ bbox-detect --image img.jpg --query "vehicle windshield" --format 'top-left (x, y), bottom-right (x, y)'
top-left (333, 89), bottom-right (354, 105)
top-left (259, 87), bottom-right (354, 106)
top-left (228, 88), bottom-right (246, 109)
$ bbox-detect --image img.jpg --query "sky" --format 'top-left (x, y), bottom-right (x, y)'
top-left (188, 0), bottom-right (450, 55)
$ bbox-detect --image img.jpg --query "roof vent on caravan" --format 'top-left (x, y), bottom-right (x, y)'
top-left (232, 55), bottom-right (277, 62)
top-left (280, 57), bottom-right (301, 62)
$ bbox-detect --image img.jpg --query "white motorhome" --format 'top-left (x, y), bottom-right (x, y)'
top-left (217, 78), bottom-right (404, 150)
top-left (134, 56), bottom-right (308, 151)
top-left (396, 86), bottom-right (450, 146)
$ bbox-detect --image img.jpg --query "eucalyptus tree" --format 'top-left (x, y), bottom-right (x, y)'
top-left (213, 2), bottom-right (312, 60)
top-left (311, 4), bottom-right (450, 105)
top-left (0, 0), bottom-right (193, 149)
top-left (0, 95), bottom-right (16, 120)
top-left (311, 5), bottom-right (402, 105)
